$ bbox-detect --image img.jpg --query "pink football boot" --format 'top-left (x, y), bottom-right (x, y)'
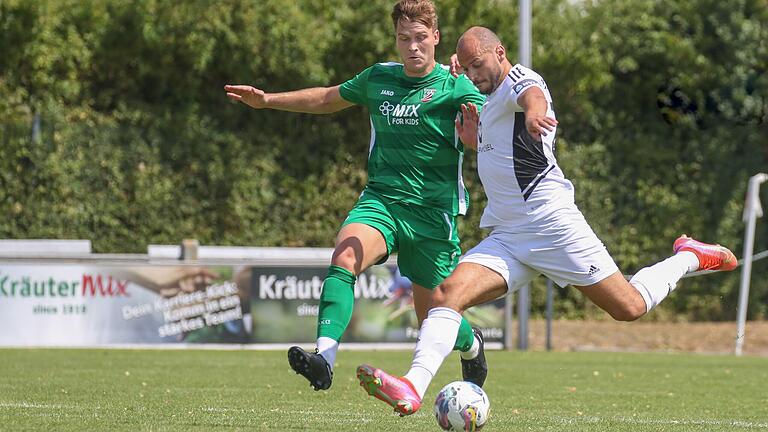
top-left (357, 364), bottom-right (422, 416)
top-left (674, 235), bottom-right (738, 271)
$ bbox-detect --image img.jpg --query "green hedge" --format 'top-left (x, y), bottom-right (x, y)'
top-left (1, 0), bottom-right (766, 320)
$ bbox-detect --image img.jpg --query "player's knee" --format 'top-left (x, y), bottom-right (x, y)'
top-left (330, 248), bottom-right (359, 273)
top-left (431, 280), bottom-right (466, 311)
top-left (609, 300), bottom-right (646, 322)
top-left (431, 284), bottom-right (448, 307)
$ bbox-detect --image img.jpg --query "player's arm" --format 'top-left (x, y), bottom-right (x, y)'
top-left (517, 87), bottom-right (558, 140)
top-left (453, 74), bottom-right (485, 150)
top-left (455, 102), bottom-right (480, 151)
top-left (224, 84), bottom-right (354, 114)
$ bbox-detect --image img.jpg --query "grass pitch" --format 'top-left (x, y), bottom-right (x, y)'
top-left (1, 348), bottom-right (766, 431)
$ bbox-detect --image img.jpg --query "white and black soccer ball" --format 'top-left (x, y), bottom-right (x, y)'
top-left (434, 381), bottom-right (490, 431)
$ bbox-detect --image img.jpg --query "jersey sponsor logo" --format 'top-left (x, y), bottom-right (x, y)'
top-left (421, 88), bottom-right (436, 102)
top-left (477, 119), bottom-right (493, 152)
top-left (378, 101), bottom-right (420, 125)
top-left (513, 79), bottom-right (536, 94)
top-left (478, 142), bottom-right (494, 152)
top-left (380, 89), bottom-right (395, 96)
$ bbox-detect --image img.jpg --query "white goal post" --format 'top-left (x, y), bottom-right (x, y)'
top-left (735, 173), bottom-right (768, 355)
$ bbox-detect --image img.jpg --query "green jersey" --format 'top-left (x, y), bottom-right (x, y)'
top-left (339, 62), bottom-right (485, 215)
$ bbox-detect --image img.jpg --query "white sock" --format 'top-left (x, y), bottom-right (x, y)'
top-left (678, 250), bottom-right (700, 272)
top-left (459, 333), bottom-right (480, 360)
top-left (404, 307), bottom-right (462, 399)
top-left (316, 336), bottom-right (338, 371)
top-left (630, 251), bottom-right (699, 312)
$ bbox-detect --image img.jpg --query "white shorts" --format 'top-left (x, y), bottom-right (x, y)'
top-left (459, 207), bottom-right (618, 291)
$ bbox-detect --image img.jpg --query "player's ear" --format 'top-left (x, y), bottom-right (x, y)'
top-left (495, 44), bottom-right (505, 62)
top-left (433, 29), bottom-right (440, 45)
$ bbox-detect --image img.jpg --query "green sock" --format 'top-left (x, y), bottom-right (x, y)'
top-left (317, 265), bottom-right (357, 341)
top-left (453, 317), bottom-right (475, 351)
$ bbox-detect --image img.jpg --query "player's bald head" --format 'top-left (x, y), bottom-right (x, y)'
top-left (456, 26), bottom-right (509, 95)
top-left (457, 26), bottom-right (501, 55)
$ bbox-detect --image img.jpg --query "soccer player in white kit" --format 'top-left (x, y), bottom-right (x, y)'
top-left (356, 26), bottom-right (738, 416)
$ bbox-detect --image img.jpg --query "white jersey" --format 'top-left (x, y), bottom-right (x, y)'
top-left (476, 64), bottom-right (575, 230)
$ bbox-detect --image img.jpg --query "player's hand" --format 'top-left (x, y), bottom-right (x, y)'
top-left (524, 114), bottom-right (558, 141)
top-left (224, 85), bottom-right (269, 109)
top-left (449, 54), bottom-right (464, 77)
top-left (455, 102), bottom-right (480, 150)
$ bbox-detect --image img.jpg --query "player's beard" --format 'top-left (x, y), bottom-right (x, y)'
top-left (485, 63), bottom-right (505, 94)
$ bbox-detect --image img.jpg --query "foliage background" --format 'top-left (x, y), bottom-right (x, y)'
top-left (1, 0), bottom-right (766, 320)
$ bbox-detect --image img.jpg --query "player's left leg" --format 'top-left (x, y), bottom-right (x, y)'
top-left (574, 271), bottom-right (652, 321)
top-left (531, 207), bottom-right (738, 319)
top-left (289, 190), bottom-right (396, 391)
top-left (289, 223), bottom-right (389, 391)
top-left (577, 234), bottom-right (738, 319)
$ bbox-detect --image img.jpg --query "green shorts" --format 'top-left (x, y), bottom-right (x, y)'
top-left (341, 189), bottom-right (461, 288)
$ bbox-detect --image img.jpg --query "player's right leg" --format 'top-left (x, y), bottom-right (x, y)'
top-left (358, 235), bottom-right (537, 414)
top-left (289, 214), bottom-right (392, 390)
top-left (390, 205), bottom-right (488, 385)
top-left (358, 263), bottom-right (509, 415)
top-left (410, 282), bottom-right (481, 382)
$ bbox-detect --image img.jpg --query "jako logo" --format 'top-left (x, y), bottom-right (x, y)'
top-left (378, 101), bottom-right (421, 126)
top-left (380, 89), bottom-right (395, 96)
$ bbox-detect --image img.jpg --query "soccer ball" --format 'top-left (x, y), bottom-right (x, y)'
top-left (434, 381), bottom-right (490, 431)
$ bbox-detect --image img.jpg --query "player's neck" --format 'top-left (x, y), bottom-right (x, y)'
top-left (500, 60), bottom-right (513, 81)
top-left (489, 60), bottom-right (514, 94)
top-left (404, 60), bottom-right (437, 78)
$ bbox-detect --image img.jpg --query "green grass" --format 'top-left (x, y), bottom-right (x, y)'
top-left (1, 349), bottom-right (767, 431)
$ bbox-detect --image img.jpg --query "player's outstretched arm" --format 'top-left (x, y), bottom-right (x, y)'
top-left (224, 84), bottom-right (353, 114)
top-left (517, 87), bottom-right (558, 140)
top-left (455, 102), bottom-right (479, 150)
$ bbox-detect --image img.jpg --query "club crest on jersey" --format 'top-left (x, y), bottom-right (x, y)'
top-left (421, 88), bottom-right (436, 102)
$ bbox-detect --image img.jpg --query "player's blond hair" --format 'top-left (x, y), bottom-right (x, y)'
top-left (391, 0), bottom-right (438, 30)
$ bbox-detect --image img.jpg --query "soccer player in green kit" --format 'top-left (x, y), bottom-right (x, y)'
top-left (224, 0), bottom-right (487, 392)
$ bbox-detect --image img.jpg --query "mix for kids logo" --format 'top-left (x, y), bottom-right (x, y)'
top-left (378, 101), bottom-right (421, 126)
